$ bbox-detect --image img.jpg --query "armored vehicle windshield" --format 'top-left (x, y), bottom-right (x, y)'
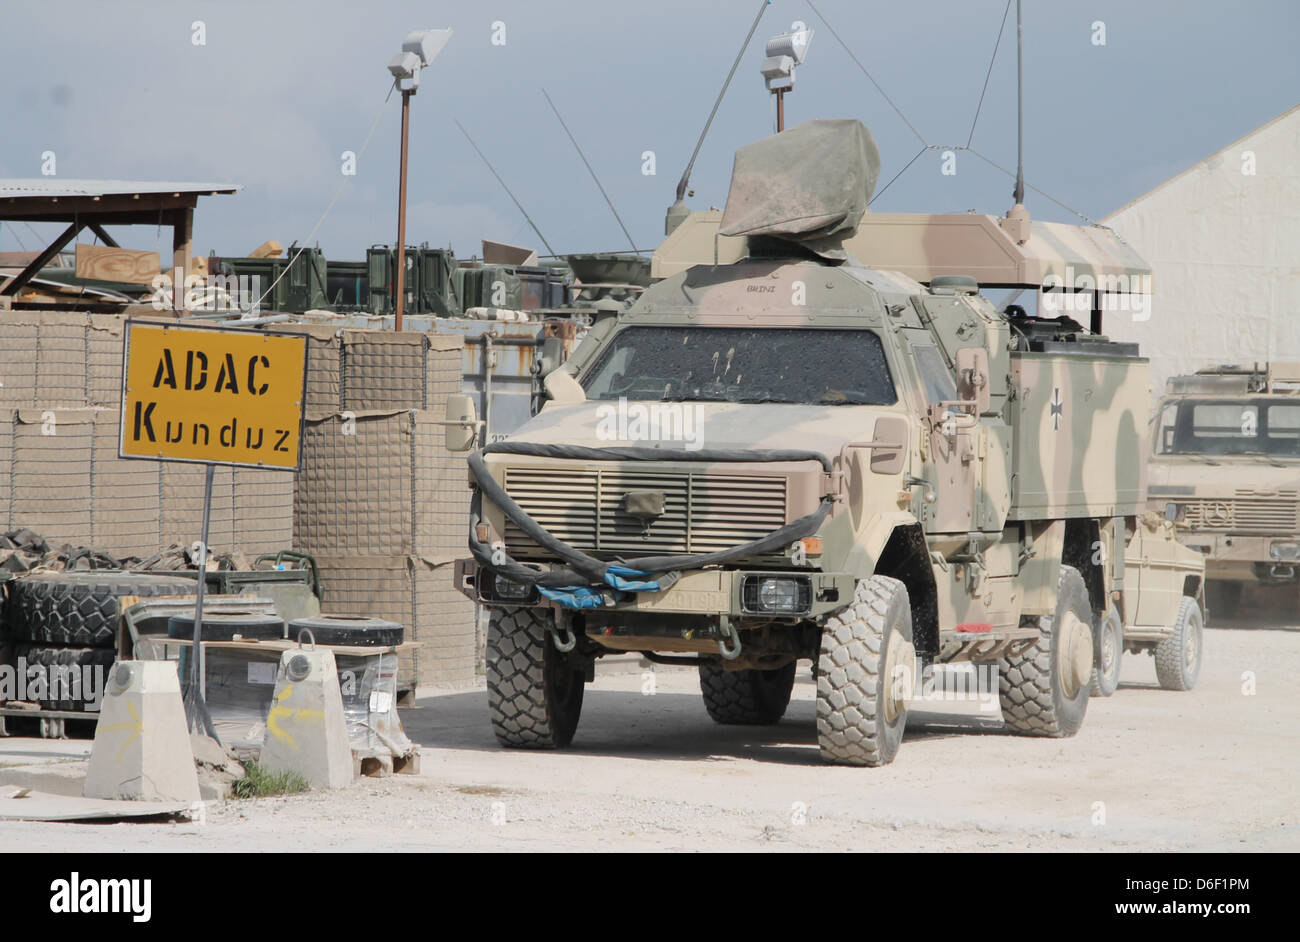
top-left (579, 325), bottom-right (897, 406)
top-left (1154, 398), bottom-right (1300, 458)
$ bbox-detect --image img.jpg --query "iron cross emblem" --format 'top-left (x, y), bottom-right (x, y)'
top-left (1051, 387), bottom-right (1064, 430)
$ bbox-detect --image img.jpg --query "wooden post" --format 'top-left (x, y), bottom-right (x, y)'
top-left (172, 206), bottom-right (193, 313)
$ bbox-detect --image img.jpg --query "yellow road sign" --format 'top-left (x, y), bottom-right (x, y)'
top-left (119, 320), bottom-right (307, 470)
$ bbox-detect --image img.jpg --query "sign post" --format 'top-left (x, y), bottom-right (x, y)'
top-left (120, 320), bottom-right (307, 737)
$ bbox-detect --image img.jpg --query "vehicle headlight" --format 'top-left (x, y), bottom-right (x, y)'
top-left (1164, 502), bottom-right (1184, 522)
top-left (493, 574), bottom-right (533, 600)
top-left (1270, 542), bottom-right (1300, 560)
top-left (742, 574), bottom-right (812, 615)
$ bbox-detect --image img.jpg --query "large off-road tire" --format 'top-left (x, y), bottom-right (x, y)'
top-left (487, 606), bottom-right (585, 748)
top-left (1089, 605), bottom-right (1124, 698)
top-left (1155, 596), bottom-right (1203, 691)
top-left (816, 575), bottom-right (915, 767)
top-left (6, 572), bottom-right (197, 647)
top-left (11, 643), bottom-right (117, 712)
top-left (699, 660), bottom-right (796, 725)
top-left (998, 566), bottom-right (1092, 737)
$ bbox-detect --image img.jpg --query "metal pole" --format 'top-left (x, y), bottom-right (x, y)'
top-left (395, 88), bottom-right (412, 332)
top-left (776, 89), bottom-right (785, 132)
top-left (186, 463), bottom-right (218, 740)
top-left (1013, 0), bottom-right (1024, 205)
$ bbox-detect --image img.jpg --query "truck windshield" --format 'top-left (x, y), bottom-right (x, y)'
top-left (1154, 399), bottom-right (1300, 457)
top-left (580, 326), bottom-right (897, 405)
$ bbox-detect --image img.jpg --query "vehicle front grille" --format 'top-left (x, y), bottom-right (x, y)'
top-left (1182, 489), bottom-right (1300, 533)
top-left (501, 465), bottom-right (789, 558)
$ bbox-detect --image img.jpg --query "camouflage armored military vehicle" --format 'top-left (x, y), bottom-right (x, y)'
top-left (1148, 362), bottom-right (1300, 617)
top-left (449, 119), bottom-right (1205, 765)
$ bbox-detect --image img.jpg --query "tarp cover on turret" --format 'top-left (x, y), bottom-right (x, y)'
top-left (719, 119), bottom-right (880, 258)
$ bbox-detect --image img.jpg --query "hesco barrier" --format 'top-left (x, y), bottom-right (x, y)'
top-left (0, 310), bottom-right (480, 690)
top-left (293, 407), bottom-right (474, 687)
top-left (0, 311), bottom-right (127, 409)
top-left (0, 408), bottom-right (293, 557)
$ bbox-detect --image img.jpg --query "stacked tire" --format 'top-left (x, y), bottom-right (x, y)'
top-left (3, 571), bottom-right (196, 718)
top-left (287, 615), bottom-right (404, 647)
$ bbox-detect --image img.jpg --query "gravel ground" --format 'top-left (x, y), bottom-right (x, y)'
top-left (1, 622), bottom-right (1296, 852)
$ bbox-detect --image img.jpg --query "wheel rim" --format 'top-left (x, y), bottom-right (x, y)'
top-left (882, 630), bottom-right (915, 724)
top-left (1059, 611), bottom-right (1093, 699)
top-left (1185, 620), bottom-right (1200, 672)
top-left (1101, 613), bottom-right (1121, 676)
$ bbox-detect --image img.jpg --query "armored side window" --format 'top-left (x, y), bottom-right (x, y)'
top-left (913, 343), bottom-right (957, 405)
top-left (1264, 403), bottom-right (1300, 455)
top-left (1154, 403), bottom-right (1178, 454)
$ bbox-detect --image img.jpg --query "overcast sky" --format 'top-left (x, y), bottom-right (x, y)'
top-left (2, 0), bottom-right (1296, 262)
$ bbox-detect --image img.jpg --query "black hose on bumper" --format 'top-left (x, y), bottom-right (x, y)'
top-left (467, 442), bottom-right (833, 591)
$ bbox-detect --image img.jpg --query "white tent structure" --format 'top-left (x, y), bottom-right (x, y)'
top-left (1103, 105), bottom-right (1300, 396)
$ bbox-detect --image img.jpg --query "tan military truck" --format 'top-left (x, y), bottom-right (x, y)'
top-left (1148, 363), bottom-right (1300, 617)
top-left (449, 120), bottom-right (1205, 766)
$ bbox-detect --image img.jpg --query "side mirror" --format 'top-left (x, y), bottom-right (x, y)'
top-left (954, 347), bottom-right (991, 414)
top-left (444, 394), bottom-right (479, 453)
top-left (543, 368), bottom-right (586, 405)
top-left (870, 416), bottom-right (907, 474)
top-left (533, 336), bottom-right (564, 380)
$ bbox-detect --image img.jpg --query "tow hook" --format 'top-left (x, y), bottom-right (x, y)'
top-left (549, 619), bottom-right (577, 653)
top-left (717, 617), bottom-right (742, 660)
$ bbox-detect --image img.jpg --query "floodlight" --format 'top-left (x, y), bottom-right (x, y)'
top-left (761, 28), bottom-right (814, 91)
top-left (403, 29), bottom-right (452, 67)
top-left (387, 51), bottom-right (421, 82)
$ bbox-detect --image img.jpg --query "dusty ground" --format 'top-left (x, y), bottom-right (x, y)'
top-left (1, 622), bottom-right (1296, 852)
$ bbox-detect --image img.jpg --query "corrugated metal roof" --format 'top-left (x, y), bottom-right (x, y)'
top-left (0, 179), bottom-right (240, 199)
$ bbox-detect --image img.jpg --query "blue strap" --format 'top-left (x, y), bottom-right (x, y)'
top-left (603, 565), bottom-right (661, 593)
top-left (536, 585), bottom-right (607, 610)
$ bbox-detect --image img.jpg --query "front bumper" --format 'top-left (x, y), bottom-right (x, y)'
top-left (456, 558), bottom-right (855, 619)
top-left (1176, 533), bottom-right (1300, 583)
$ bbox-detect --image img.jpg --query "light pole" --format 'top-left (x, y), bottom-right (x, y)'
top-left (760, 27), bottom-right (812, 131)
top-left (387, 28), bottom-right (452, 331)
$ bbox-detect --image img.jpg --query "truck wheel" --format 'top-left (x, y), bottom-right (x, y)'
top-left (6, 572), bottom-right (196, 647)
top-left (699, 661), bottom-right (796, 725)
top-left (998, 566), bottom-right (1092, 737)
top-left (816, 575), bottom-right (915, 767)
top-left (1155, 597), bottom-right (1203, 691)
top-left (486, 606), bottom-right (584, 748)
top-left (1089, 605), bottom-right (1124, 698)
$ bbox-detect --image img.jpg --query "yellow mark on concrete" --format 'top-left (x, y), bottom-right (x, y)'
top-left (102, 701), bottom-right (143, 762)
top-left (266, 685), bottom-right (324, 751)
